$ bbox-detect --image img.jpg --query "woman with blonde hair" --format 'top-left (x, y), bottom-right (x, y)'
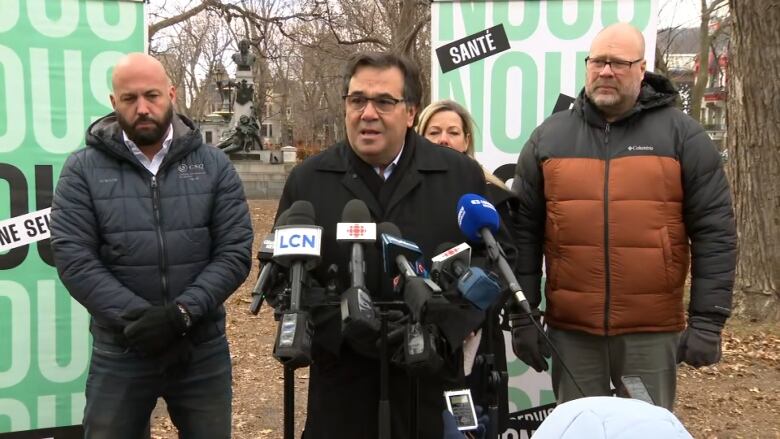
top-left (417, 100), bottom-right (508, 189)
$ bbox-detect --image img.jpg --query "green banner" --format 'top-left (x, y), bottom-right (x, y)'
top-left (0, 0), bottom-right (144, 433)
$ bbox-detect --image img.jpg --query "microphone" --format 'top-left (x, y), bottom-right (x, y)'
top-left (378, 222), bottom-right (421, 281)
top-left (378, 223), bottom-right (444, 374)
top-left (249, 233), bottom-right (278, 314)
top-left (432, 242), bottom-right (501, 311)
top-left (272, 200), bottom-right (322, 368)
top-left (250, 209), bottom-right (292, 314)
top-left (456, 267), bottom-right (501, 311)
top-left (431, 242), bottom-right (471, 286)
top-left (273, 201), bottom-right (322, 309)
top-left (456, 194), bottom-right (532, 314)
top-left (337, 200), bottom-right (380, 340)
top-left (337, 199), bottom-right (377, 288)
top-left (378, 223), bottom-right (440, 322)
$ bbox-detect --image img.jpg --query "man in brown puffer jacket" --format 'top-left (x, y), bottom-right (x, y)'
top-left (509, 23), bottom-right (737, 410)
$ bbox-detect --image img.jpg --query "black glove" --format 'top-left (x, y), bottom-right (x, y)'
top-left (509, 308), bottom-right (550, 373)
top-left (122, 304), bottom-right (188, 356)
top-left (677, 315), bottom-right (723, 368)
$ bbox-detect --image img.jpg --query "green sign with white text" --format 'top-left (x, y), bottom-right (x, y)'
top-left (0, 0), bottom-right (144, 433)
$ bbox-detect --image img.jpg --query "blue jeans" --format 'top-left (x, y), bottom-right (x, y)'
top-left (83, 334), bottom-right (232, 439)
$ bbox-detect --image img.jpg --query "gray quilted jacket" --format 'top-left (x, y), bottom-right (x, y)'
top-left (51, 113), bottom-right (253, 343)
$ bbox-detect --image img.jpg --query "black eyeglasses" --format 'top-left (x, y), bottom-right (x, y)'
top-left (343, 94), bottom-right (406, 113)
top-left (585, 56), bottom-right (644, 73)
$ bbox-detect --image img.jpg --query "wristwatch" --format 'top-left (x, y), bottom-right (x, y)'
top-left (177, 303), bottom-right (192, 330)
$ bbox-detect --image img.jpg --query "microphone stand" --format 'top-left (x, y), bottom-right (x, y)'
top-left (374, 299), bottom-right (411, 439)
top-left (410, 376), bottom-right (418, 439)
top-left (284, 366), bottom-right (295, 439)
top-left (378, 306), bottom-right (391, 439)
top-left (282, 264), bottom-right (305, 439)
top-left (478, 303), bottom-right (505, 439)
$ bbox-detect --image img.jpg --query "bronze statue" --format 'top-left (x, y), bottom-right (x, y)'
top-left (215, 114), bottom-right (264, 153)
top-left (231, 39), bottom-right (256, 71)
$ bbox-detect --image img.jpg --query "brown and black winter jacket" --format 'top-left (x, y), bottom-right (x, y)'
top-left (511, 72), bottom-right (736, 336)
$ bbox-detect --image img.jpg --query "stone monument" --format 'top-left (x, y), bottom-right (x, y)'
top-left (216, 39), bottom-right (263, 153)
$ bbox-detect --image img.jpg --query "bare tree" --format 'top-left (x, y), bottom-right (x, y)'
top-left (725, 0), bottom-right (780, 321)
top-left (150, 8), bottom-right (232, 119)
top-left (146, 0), bottom-right (434, 147)
top-left (690, 0), bottom-right (729, 122)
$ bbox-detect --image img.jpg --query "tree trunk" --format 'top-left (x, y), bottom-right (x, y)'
top-left (690, 0), bottom-right (713, 122)
top-left (725, 0), bottom-right (780, 321)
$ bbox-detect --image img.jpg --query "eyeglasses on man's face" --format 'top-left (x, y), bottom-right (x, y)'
top-left (343, 94), bottom-right (406, 114)
top-left (585, 56), bottom-right (644, 73)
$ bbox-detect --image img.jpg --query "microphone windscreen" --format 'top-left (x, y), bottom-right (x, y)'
top-left (341, 199), bottom-right (372, 223)
top-left (457, 193), bottom-right (500, 241)
top-left (377, 222), bottom-right (402, 239)
top-left (275, 209), bottom-right (291, 228)
top-left (287, 200), bottom-right (316, 226)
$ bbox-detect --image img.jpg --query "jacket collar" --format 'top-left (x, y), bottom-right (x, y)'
top-left (573, 71), bottom-right (679, 127)
top-left (315, 131), bottom-right (448, 218)
top-left (314, 130), bottom-right (448, 172)
top-left (86, 113), bottom-right (203, 171)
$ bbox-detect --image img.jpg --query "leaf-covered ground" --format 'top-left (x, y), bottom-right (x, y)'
top-left (150, 200), bottom-right (780, 438)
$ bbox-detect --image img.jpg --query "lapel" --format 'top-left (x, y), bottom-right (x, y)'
top-left (385, 132), bottom-right (448, 216)
top-left (317, 134), bottom-right (450, 219)
top-left (341, 172), bottom-right (383, 219)
top-left (315, 143), bottom-right (384, 219)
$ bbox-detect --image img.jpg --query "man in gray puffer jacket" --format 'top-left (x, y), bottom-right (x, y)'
top-left (51, 53), bottom-right (252, 439)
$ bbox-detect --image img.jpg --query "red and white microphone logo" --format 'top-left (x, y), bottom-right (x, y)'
top-left (337, 222), bottom-right (377, 241)
top-left (347, 224), bottom-right (366, 238)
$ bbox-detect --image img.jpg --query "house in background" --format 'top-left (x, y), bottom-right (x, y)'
top-left (656, 26), bottom-right (729, 147)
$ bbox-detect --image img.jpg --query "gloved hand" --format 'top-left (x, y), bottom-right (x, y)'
top-left (122, 304), bottom-right (189, 356)
top-left (509, 308), bottom-right (550, 373)
top-left (677, 315), bottom-right (724, 368)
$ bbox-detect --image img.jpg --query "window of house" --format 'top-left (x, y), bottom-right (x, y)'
top-left (205, 131), bottom-right (213, 144)
top-left (262, 123), bottom-right (273, 138)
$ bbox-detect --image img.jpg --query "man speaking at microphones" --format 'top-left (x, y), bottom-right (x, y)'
top-left (275, 52), bottom-right (516, 439)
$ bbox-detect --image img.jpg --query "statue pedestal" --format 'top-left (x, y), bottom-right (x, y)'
top-left (281, 146), bottom-right (297, 163)
top-left (230, 70), bottom-right (254, 126)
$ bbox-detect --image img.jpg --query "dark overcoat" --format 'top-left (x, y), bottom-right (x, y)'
top-left (277, 131), bottom-right (496, 439)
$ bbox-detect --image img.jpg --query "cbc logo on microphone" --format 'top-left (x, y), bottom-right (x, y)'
top-left (337, 222), bottom-right (377, 242)
top-left (347, 224), bottom-right (367, 238)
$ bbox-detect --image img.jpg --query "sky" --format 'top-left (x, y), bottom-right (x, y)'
top-left (153, 0), bottom-right (706, 30)
top-left (658, 0), bottom-right (708, 29)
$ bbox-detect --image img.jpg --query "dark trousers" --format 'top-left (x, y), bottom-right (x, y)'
top-left (83, 335), bottom-right (232, 439)
top-left (547, 327), bottom-right (680, 410)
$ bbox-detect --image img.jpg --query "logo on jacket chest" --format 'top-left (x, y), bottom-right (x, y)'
top-left (626, 145), bottom-right (655, 152)
top-left (177, 162), bottom-right (206, 180)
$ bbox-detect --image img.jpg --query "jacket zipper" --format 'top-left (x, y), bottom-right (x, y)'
top-left (150, 175), bottom-right (169, 302)
top-left (603, 123), bottom-right (611, 335)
